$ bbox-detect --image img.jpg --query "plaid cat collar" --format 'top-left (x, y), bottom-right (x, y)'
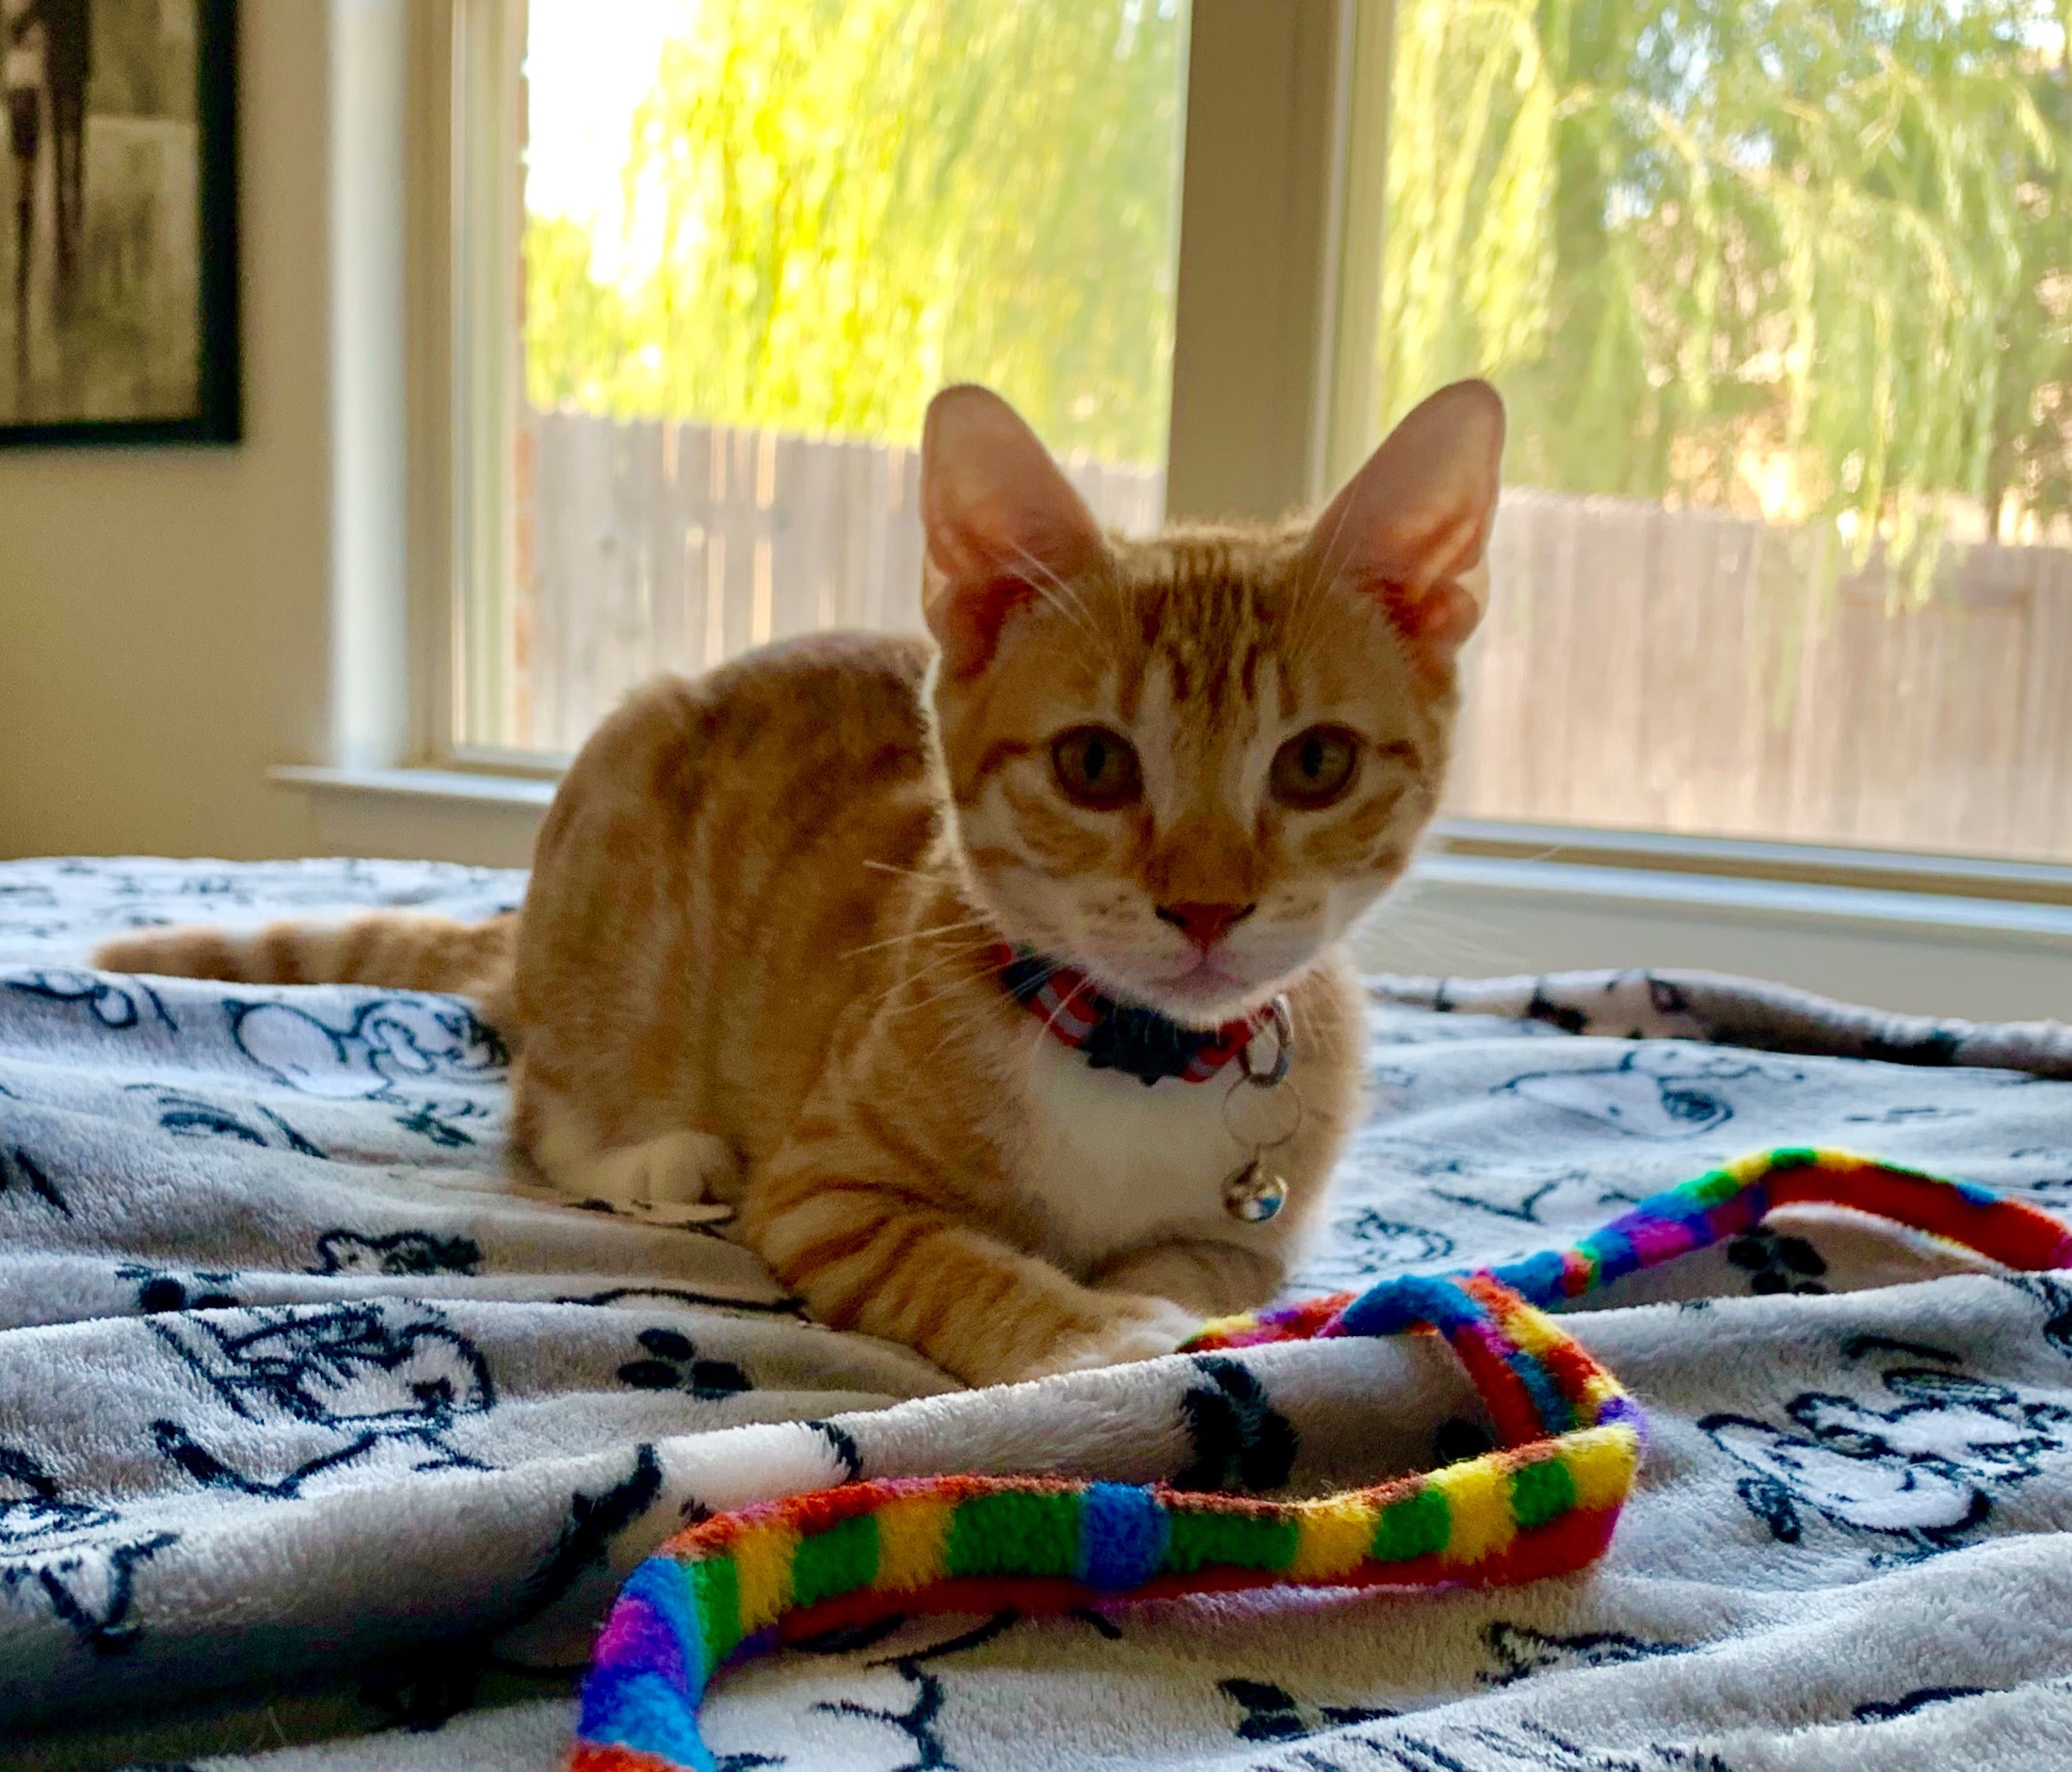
top-left (983, 941), bottom-right (1280, 1087)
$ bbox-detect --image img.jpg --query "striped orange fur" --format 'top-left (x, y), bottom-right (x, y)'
top-left (95, 380), bottom-right (1504, 1386)
top-left (93, 912), bottom-right (519, 1022)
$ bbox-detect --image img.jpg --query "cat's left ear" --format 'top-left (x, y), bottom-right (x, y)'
top-left (1301, 379), bottom-right (1504, 672)
top-left (920, 384), bottom-right (1109, 677)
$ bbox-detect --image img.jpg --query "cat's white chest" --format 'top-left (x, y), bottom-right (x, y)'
top-left (1013, 1039), bottom-right (1248, 1270)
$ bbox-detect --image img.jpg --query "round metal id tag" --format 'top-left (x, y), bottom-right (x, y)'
top-left (1222, 997), bottom-right (1298, 1225)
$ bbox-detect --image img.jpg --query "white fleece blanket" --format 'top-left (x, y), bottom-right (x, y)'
top-left (3, 858), bottom-right (2072, 1772)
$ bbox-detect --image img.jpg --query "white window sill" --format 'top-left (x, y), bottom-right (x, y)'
top-left (270, 765), bottom-right (2072, 1022)
top-left (272, 765), bottom-right (558, 808)
top-left (270, 765), bottom-right (553, 869)
top-left (1434, 817), bottom-right (2072, 909)
top-left (1410, 853), bottom-right (2072, 947)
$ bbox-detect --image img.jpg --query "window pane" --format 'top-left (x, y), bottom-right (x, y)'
top-left (489, 0), bottom-right (1188, 753)
top-left (1366, 1), bottom-right (2072, 863)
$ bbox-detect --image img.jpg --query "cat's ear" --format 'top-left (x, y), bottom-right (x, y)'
top-left (1301, 379), bottom-right (1504, 672)
top-left (920, 384), bottom-right (1108, 677)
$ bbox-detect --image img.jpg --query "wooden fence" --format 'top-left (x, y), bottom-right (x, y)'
top-left (515, 410), bottom-right (2072, 862)
top-left (1459, 491), bottom-right (2072, 862)
top-left (514, 407), bottom-right (1161, 752)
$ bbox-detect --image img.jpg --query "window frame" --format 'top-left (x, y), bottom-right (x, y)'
top-left (406, 0), bottom-right (563, 779)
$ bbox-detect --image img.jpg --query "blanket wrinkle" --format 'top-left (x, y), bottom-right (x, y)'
top-left (0, 859), bottom-right (2068, 1770)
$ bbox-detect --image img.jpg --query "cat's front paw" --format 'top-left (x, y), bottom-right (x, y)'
top-left (551, 1130), bottom-right (739, 1228)
top-left (1016, 1296), bottom-right (1201, 1382)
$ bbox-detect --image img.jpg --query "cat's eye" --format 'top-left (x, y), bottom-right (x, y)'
top-left (1051, 726), bottom-right (1143, 810)
top-left (1270, 726), bottom-right (1361, 809)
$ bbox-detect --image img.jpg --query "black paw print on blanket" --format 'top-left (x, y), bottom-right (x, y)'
top-left (618, 1328), bottom-right (752, 1399)
top-left (1727, 1229), bottom-right (1828, 1296)
top-left (1176, 1357), bottom-right (1298, 1491)
top-left (120, 1262), bottom-right (242, 1313)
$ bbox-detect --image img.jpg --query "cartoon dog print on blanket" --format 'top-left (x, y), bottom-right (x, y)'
top-left (230, 995), bottom-right (503, 1098)
top-left (0, 1444), bottom-right (179, 1651)
top-left (4, 967), bottom-right (175, 1032)
top-left (148, 1301), bottom-right (495, 1499)
top-left (228, 994), bottom-right (505, 1147)
top-left (1234, 1716), bottom-right (1738, 1771)
top-left (1478, 1620), bottom-right (1695, 1688)
top-left (310, 1229), bottom-right (484, 1279)
top-left (1296, 1205), bottom-right (1454, 1286)
top-left (1217, 1676), bottom-right (1392, 1741)
top-left (0, 1447), bottom-right (118, 1547)
top-left (126, 1084), bottom-right (327, 1157)
top-left (119, 1261), bottom-right (243, 1314)
top-left (111, 1227), bottom-right (483, 1316)
top-left (771, 1612), bottom-right (1134, 1772)
top-left (1702, 1337), bottom-right (2072, 1552)
top-left (1427, 1163), bottom-right (1643, 1229)
top-left (1497, 1046), bottom-right (1800, 1140)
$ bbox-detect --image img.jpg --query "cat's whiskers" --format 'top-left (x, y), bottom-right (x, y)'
top-left (839, 916), bottom-right (996, 961)
top-left (874, 957), bottom-right (994, 1023)
top-left (870, 933), bottom-right (1017, 1022)
top-left (1023, 965), bottom-right (1095, 1077)
top-left (1004, 538), bottom-right (1097, 621)
top-left (861, 858), bottom-right (952, 884)
top-left (1358, 894), bottom-right (1516, 972)
top-left (904, 943), bottom-right (1024, 1066)
top-left (1283, 556), bottom-right (1360, 676)
top-left (910, 991), bottom-right (1006, 1070)
top-left (1293, 1002), bottom-right (1357, 1066)
top-left (996, 541), bottom-right (1100, 643)
top-left (1300, 469), bottom-right (1364, 611)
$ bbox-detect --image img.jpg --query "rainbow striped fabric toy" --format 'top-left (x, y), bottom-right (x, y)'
top-left (570, 1149), bottom-right (2072, 1772)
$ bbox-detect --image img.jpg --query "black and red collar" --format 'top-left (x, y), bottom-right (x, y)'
top-left (986, 942), bottom-right (1275, 1087)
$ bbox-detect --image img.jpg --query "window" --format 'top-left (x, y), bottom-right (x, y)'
top-left (1363, 0), bottom-right (2072, 864)
top-left (458, 0), bottom-right (1187, 756)
top-left (444, 1), bottom-right (2072, 875)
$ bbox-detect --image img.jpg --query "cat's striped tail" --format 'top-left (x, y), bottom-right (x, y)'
top-left (92, 910), bottom-right (519, 1007)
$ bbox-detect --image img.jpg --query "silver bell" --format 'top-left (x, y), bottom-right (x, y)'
top-left (1222, 1159), bottom-right (1288, 1224)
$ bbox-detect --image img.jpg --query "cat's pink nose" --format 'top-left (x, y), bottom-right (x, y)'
top-left (1155, 900), bottom-right (1257, 950)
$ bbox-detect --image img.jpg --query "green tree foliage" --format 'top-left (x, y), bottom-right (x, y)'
top-left (522, 0), bottom-right (1184, 464)
top-left (1380, 0), bottom-right (2072, 551)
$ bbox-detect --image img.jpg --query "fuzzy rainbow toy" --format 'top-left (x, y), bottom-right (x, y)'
top-left (570, 1149), bottom-right (2072, 1772)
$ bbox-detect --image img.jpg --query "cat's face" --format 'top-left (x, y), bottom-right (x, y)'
top-left (920, 382), bottom-right (1503, 1026)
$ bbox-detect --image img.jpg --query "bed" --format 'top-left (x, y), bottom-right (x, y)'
top-left (2, 856), bottom-right (2070, 1770)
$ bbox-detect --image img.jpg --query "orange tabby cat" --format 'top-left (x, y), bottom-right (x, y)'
top-left (96, 379), bottom-right (1503, 1387)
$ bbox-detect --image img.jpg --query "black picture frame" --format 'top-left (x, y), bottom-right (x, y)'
top-left (0, 0), bottom-right (239, 446)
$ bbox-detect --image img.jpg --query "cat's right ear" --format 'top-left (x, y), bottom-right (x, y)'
top-left (920, 385), bottom-right (1108, 677)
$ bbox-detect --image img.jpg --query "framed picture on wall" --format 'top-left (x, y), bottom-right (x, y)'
top-left (0, 0), bottom-right (237, 445)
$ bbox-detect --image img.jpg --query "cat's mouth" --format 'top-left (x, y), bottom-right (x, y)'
top-left (1143, 955), bottom-right (1260, 1015)
top-left (1040, 926), bottom-right (1308, 1024)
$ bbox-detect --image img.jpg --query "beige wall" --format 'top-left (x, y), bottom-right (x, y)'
top-left (0, 1), bottom-right (329, 862)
